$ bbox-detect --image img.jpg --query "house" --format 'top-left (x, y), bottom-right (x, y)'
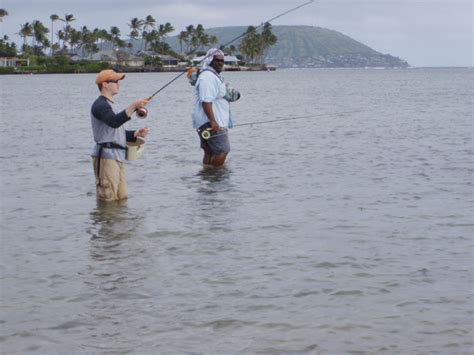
top-left (135, 51), bottom-right (179, 68)
top-left (0, 57), bottom-right (30, 67)
top-left (158, 54), bottom-right (179, 67)
top-left (71, 50), bottom-right (145, 67)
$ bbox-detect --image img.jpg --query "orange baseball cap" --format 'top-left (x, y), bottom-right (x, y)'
top-left (95, 69), bottom-right (125, 85)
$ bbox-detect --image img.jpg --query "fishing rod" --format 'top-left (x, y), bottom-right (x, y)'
top-left (234, 110), bottom-right (361, 127)
top-left (198, 110), bottom-right (362, 140)
top-left (136, 0), bottom-right (315, 118)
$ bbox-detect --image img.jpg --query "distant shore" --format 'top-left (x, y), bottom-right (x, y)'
top-left (0, 64), bottom-right (277, 75)
top-left (3, 65), bottom-right (469, 75)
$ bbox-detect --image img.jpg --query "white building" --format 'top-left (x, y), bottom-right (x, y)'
top-left (70, 50), bottom-right (145, 67)
top-left (0, 57), bottom-right (29, 67)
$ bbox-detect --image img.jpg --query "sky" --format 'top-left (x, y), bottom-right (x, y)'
top-left (1, 0), bottom-right (472, 67)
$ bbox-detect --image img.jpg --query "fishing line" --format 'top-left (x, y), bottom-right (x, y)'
top-left (144, 0), bottom-right (315, 102)
top-left (198, 109), bottom-right (361, 140)
top-left (234, 110), bottom-right (361, 127)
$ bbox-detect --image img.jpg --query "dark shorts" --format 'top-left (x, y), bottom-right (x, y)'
top-left (197, 122), bottom-right (230, 155)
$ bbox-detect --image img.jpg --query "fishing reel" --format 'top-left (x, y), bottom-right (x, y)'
top-left (198, 128), bottom-right (227, 140)
top-left (201, 129), bottom-right (211, 140)
top-left (136, 107), bottom-right (148, 118)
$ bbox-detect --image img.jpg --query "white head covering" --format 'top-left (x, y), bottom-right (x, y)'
top-left (201, 48), bottom-right (225, 68)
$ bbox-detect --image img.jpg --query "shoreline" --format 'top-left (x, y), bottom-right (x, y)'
top-left (1, 65), bottom-right (468, 76)
top-left (0, 65), bottom-right (275, 75)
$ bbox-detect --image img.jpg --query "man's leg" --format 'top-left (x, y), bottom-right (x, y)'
top-left (198, 125), bottom-right (230, 167)
top-left (117, 162), bottom-right (128, 200)
top-left (202, 145), bottom-right (213, 166)
top-left (210, 153), bottom-right (227, 167)
top-left (93, 158), bottom-right (123, 201)
top-left (206, 129), bottom-right (230, 167)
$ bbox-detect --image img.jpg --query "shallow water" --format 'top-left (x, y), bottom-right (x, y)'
top-left (0, 68), bottom-right (473, 353)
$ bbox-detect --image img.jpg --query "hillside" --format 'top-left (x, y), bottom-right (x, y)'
top-left (166, 25), bottom-right (408, 68)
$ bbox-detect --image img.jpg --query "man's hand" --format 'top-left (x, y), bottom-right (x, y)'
top-left (126, 98), bottom-right (150, 118)
top-left (134, 98), bottom-right (150, 111)
top-left (209, 119), bottom-right (220, 132)
top-left (202, 102), bottom-right (219, 132)
top-left (134, 127), bottom-right (149, 138)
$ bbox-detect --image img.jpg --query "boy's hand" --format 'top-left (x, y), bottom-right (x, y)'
top-left (134, 127), bottom-right (149, 138)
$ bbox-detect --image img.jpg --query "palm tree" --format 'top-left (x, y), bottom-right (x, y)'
top-left (50, 14), bottom-right (60, 54)
top-left (32, 20), bottom-right (50, 55)
top-left (110, 26), bottom-right (125, 49)
top-left (239, 26), bottom-right (260, 63)
top-left (51, 42), bottom-right (60, 53)
top-left (150, 41), bottom-right (171, 55)
top-left (128, 17), bottom-right (143, 53)
top-left (141, 15), bottom-right (156, 51)
top-left (96, 29), bottom-right (110, 50)
top-left (61, 13), bottom-right (76, 50)
top-left (158, 22), bottom-right (174, 38)
top-left (0, 8), bottom-right (8, 22)
top-left (144, 29), bottom-right (159, 52)
top-left (178, 30), bottom-right (188, 54)
top-left (68, 28), bottom-right (81, 53)
top-left (18, 22), bottom-right (33, 53)
top-left (259, 22), bottom-right (277, 63)
top-left (184, 25), bottom-right (195, 54)
top-left (195, 24), bottom-right (207, 50)
top-left (0, 34), bottom-right (17, 57)
top-left (144, 22), bottom-right (175, 54)
top-left (180, 24), bottom-right (209, 55)
top-left (79, 26), bottom-right (99, 58)
top-left (209, 35), bottom-right (218, 47)
top-left (56, 29), bottom-right (65, 50)
top-left (182, 24), bottom-right (216, 55)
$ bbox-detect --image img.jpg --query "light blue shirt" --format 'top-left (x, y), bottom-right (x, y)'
top-left (192, 69), bottom-right (231, 129)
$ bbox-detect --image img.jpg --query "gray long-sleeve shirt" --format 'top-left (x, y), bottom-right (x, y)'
top-left (90, 95), bottom-right (135, 162)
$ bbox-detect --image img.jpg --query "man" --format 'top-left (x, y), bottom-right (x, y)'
top-left (192, 48), bottom-right (239, 167)
top-left (91, 69), bottom-right (149, 201)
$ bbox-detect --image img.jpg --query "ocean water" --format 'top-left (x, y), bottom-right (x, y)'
top-left (0, 68), bottom-right (472, 353)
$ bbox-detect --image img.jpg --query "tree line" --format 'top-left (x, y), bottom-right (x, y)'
top-left (0, 8), bottom-right (277, 65)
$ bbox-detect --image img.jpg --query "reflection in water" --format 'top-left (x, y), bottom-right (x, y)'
top-left (81, 200), bottom-right (153, 352)
top-left (197, 166), bottom-right (231, 184)
top-left (196, 166), bottom-right (232, 201)
top-left (87, 199), bottom-right (146, 261)
top-left (193, 166), bottom-right (236, 231)
top-left (88, 199), bottom-right (130, 241)
top-left (86, 198), bottom-right (148, 288)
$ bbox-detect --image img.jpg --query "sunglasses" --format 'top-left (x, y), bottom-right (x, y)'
top-left (213, 58), bottom-right (224, 63)
top-left (106, 80), bottom-right (119, 84)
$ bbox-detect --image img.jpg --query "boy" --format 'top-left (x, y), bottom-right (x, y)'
top-left (91, 69), bottom-right (149, 201)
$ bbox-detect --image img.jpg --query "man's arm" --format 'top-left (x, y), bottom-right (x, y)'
top-left (91, 98), bottom-right (130, 128)
top-left (92, 97), bottom-right (150, 128)
top-left (199, 72), bottom-right (220, 131)
top-left (202, 102), bottom-right (219, 131)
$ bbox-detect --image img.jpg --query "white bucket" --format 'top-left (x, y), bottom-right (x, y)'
top-left (126, 136), bottom-right (146, 161)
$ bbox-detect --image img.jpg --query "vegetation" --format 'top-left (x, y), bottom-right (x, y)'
top-left (0, 8), bottom-right (8, 22)
top-left (178, 24), bottom-right (218, 55)
top-left (0, 35), bottom-right (17, 57)
top-left (0, 8), bottom-right (278, 74)
top-left (239, 23), bottom-right (277, 64)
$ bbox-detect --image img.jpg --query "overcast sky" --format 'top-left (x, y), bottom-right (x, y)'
top-left (1, 0), bottom-right (472, 67)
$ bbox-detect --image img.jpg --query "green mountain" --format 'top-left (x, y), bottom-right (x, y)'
top-left (166, 25), bottom-right (409, 68)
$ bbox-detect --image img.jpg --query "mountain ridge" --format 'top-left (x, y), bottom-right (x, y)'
top-left (166, 25), bottom-right (409, 68)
